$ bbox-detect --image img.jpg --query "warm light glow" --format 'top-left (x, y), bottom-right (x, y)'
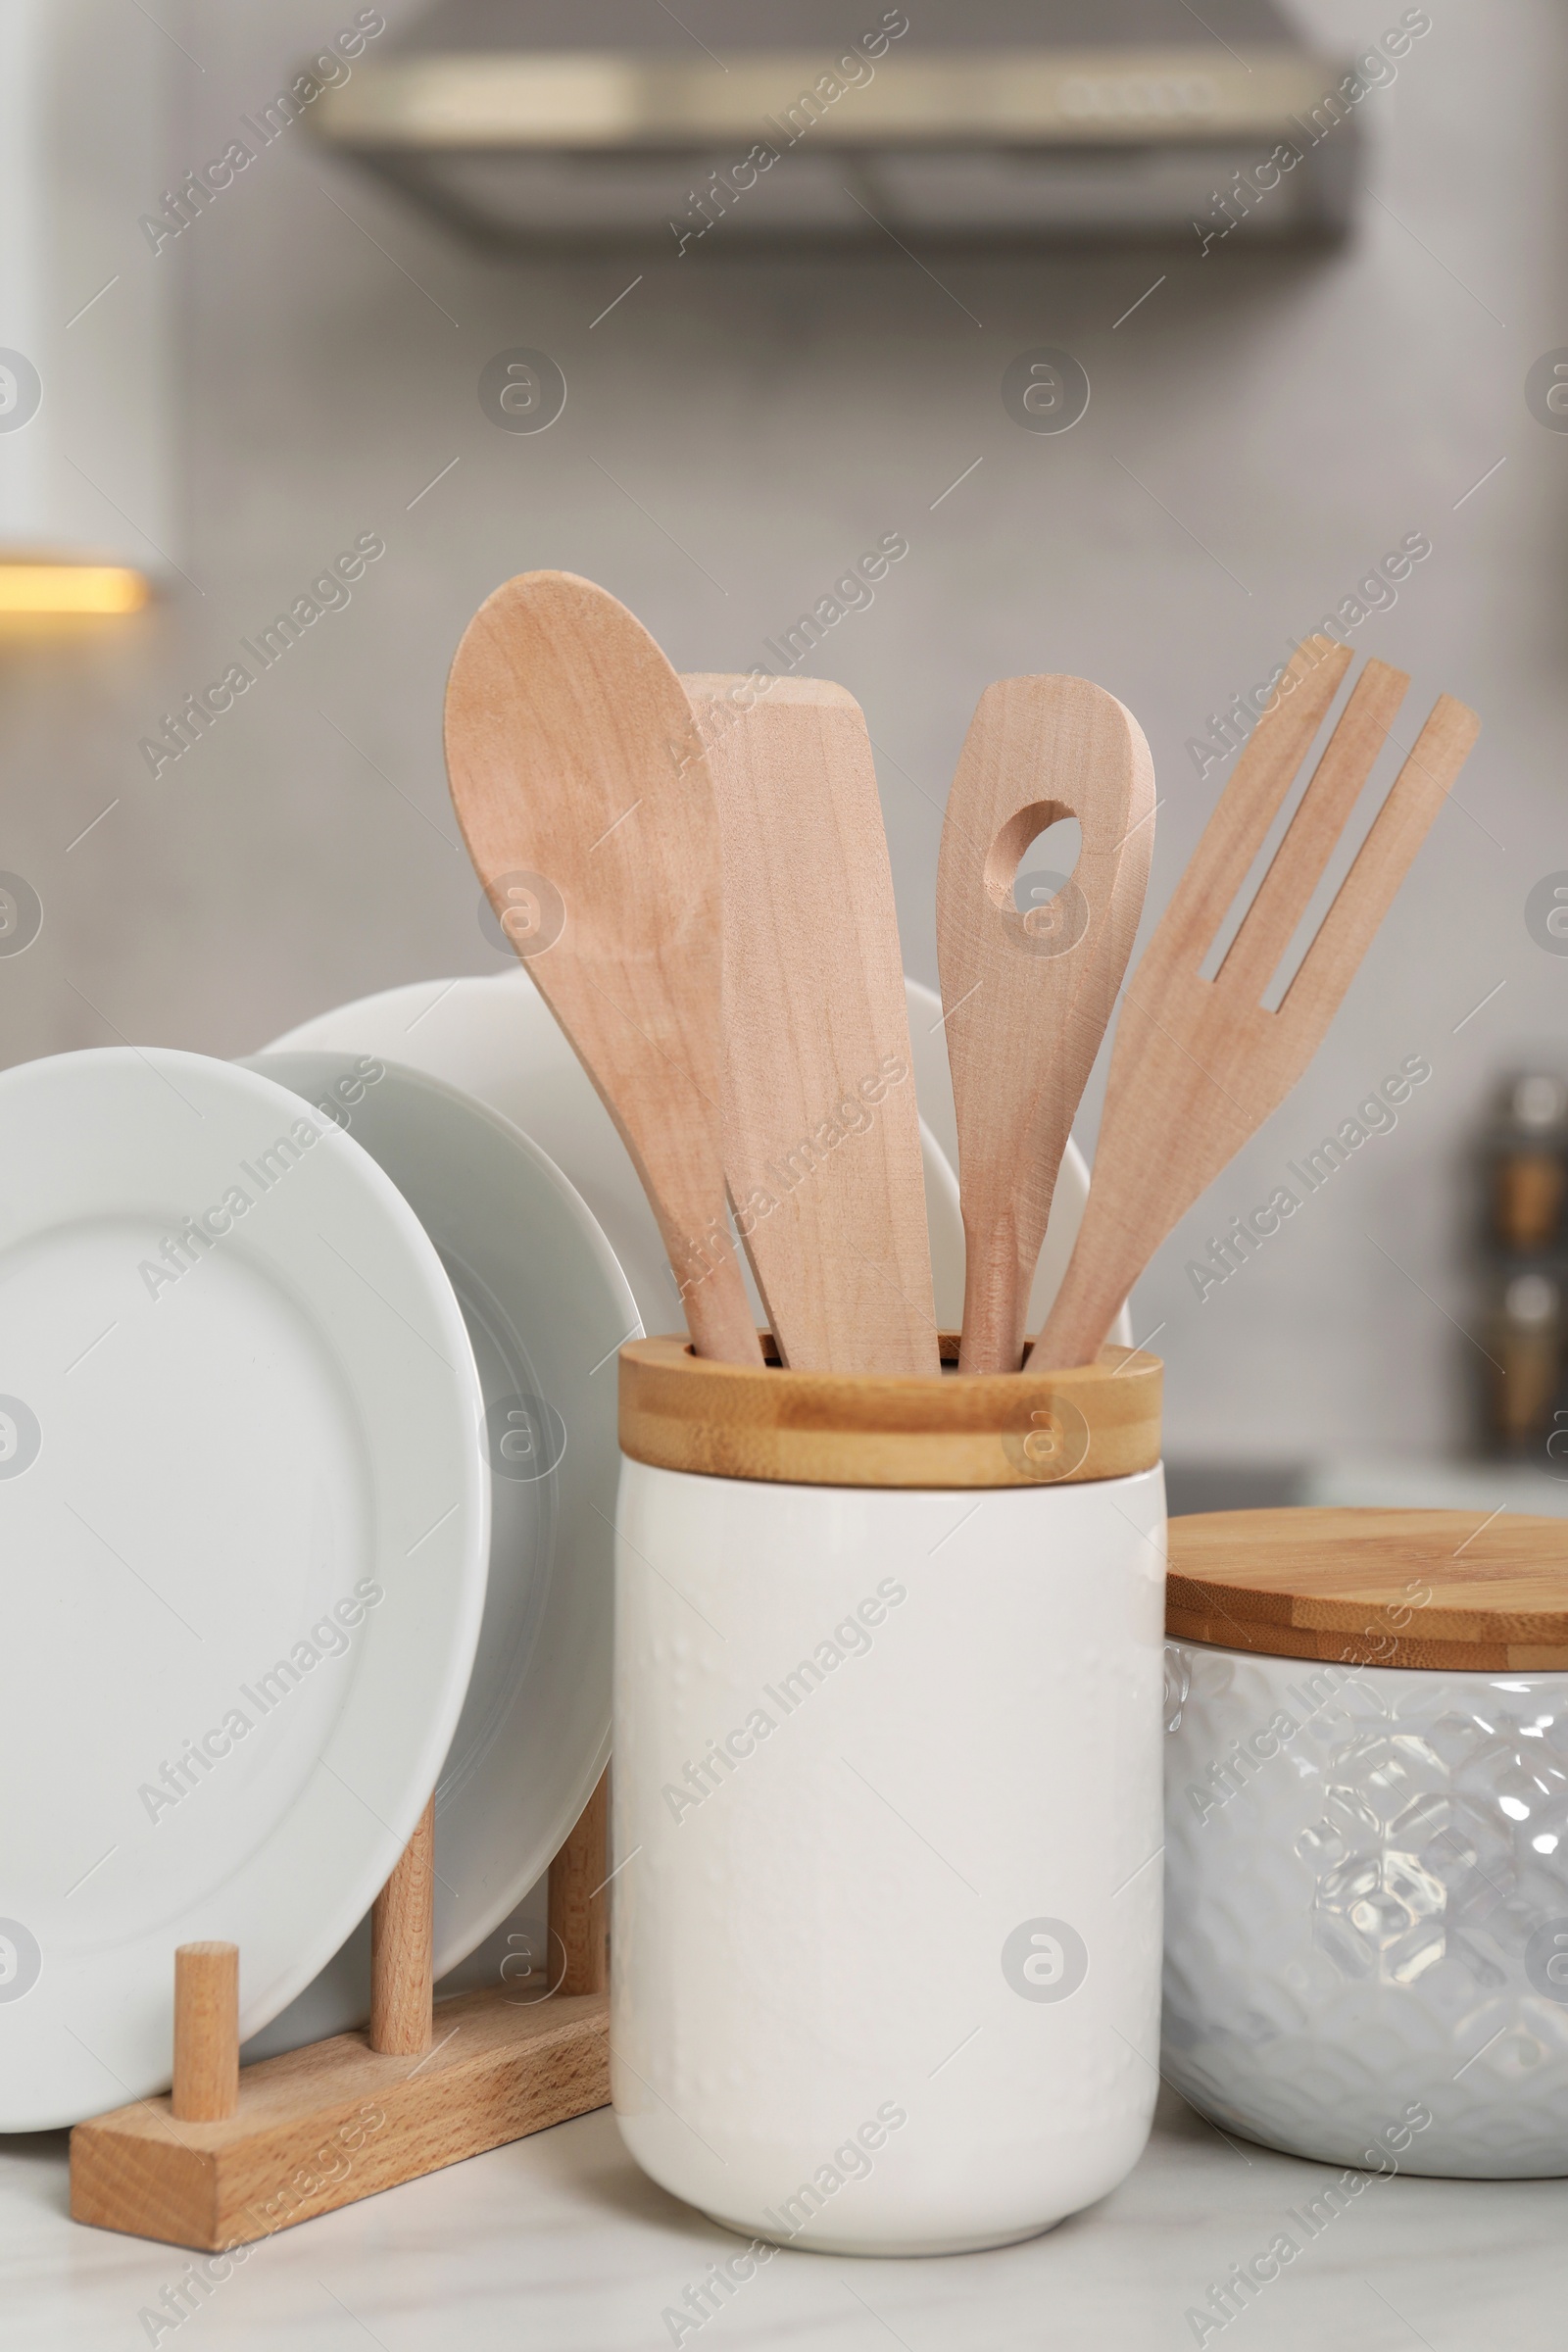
top-left (0, 564), bottom-right (150, 615)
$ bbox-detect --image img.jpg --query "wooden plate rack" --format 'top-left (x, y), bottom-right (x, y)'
top-left (68, 1774), bottom-right (611, 2250)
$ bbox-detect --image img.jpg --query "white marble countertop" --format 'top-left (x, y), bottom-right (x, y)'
top-left (3, 2089), bottom-right (1561, 2349)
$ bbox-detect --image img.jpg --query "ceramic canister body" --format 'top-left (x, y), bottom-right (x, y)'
top-left (1164, 1642), bottom-right (1568, 2177)
top-left (612, 1459), bottom-right (1167, 2255)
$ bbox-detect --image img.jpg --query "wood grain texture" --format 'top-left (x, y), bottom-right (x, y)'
top-left (172, 1944), bottom-right (238, 2124)
top-left (370, 1796), bottom-right (432, 2057)
top-left (1035, 644), bottom-right (1480, 1369)
top-left (548, 1769), bottom-right (609, 1997)
top-left (686, 672), bottom-right (939, 1376)
top-left (70, 1985), bottom-right (610, 2252)
top-left (935, 676), bottom-right (1155, 1373)
top-left (445, 571), bottom-right (760, 1364)
top-left (1167, 1506), bottom-right (1568, 1668)
top-left (618, 1333), bottom-right (1161, 1488)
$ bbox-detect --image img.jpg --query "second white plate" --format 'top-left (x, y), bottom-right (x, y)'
top-left (238, 1052), bottom-right (637, 2055)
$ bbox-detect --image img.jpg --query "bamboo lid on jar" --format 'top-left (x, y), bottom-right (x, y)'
top-left (618, 1335), bottom-right (1162, 1489)
top-left (1167, 1506), bottom-right (1568, 1671)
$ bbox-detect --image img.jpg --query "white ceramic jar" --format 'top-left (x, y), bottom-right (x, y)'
top-left (1163, 1506), bottom-right (1568, 2179)
top-left (612, 1338), bottom-right (1166, 2255)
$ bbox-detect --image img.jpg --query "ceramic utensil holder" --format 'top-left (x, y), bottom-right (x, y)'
top-left (1163, 1506), bottom-right (1568, 2179)
top-left (612, 1334), bottom-right (1165, 2256)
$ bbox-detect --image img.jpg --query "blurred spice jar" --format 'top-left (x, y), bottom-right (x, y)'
top-left (1491, 1073), bottom-right (1568, 1252)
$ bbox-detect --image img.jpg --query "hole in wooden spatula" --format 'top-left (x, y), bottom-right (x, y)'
top-left (1013, 812), bottom-right (1086, 956)
top-left (1012, 814), bottom-right (1083, 914)
top-left (983, 803), bottom-right (1089, 958)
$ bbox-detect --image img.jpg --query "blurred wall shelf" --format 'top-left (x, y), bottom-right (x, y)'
top-left (309, 0), bottom-right (1359, 250)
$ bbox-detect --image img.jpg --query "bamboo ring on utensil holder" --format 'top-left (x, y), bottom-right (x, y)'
top-left (619, 1333), bottom-right (1162, 1490)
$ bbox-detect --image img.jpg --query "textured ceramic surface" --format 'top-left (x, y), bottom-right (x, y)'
top-left (1164, 1641), bottom-right (1568, 2177)
top-left (613, 1462), bottom-right (1167, 2254)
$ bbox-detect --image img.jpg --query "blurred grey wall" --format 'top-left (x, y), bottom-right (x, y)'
top-left (2, 0), bottom-right (1563, 1464)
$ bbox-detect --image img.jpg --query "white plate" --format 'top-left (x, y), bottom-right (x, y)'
top-left (903, 974), bottom-right (1134, 1347)
top-left (0, 1050), bottom-right (488, 2129)
top-left (268, 969), bottom-right (965, 1345)
top-left (238, 1053), bottom-right (636, 2056)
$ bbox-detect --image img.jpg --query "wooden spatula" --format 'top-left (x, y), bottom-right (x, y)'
top-left (1033, 637), bottom-right (1480, 1370)
top-left (936, 677), bottom-right (1156, 1373)
top-left (444, 571), bottom-right (760, 1365)
top-left (684, 673), bottom-right (939, 1375)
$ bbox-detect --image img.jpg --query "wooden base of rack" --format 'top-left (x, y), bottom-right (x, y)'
top-left (69, 1774), bottom-right (612, 2251)
top-left (71, 1982), bottom-right (609, 2251)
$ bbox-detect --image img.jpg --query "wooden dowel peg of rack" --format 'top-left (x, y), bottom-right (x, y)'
top-left (370, 1795), bottom-right (433, 2055)
top-left (172, 1943), bottom-right (238, 2123)
top-left (550, 1768), bottom-right (610, 1995)
top-left (70, 1777), bottom-right (612, 2251)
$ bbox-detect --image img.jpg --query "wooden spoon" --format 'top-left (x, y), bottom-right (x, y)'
top-left (1033, 638), bottom-right (1480, 1369)
top-left (685, 673), bottom-right (939, 1374)
top-left (936, 677), bottom-right (1155, 1373)
top-left (444, 571), bottom-right (760, 1365)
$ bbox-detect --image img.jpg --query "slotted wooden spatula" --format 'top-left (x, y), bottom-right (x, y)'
top-left (1033, 637), bottom-right (1480, 1370)
top-left (685, 674), bottom-right (939, 1374)
top-left (445, 571), bottom-right (760, 1365)
top-left (936, 677), bottom-right (1155, 1373)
